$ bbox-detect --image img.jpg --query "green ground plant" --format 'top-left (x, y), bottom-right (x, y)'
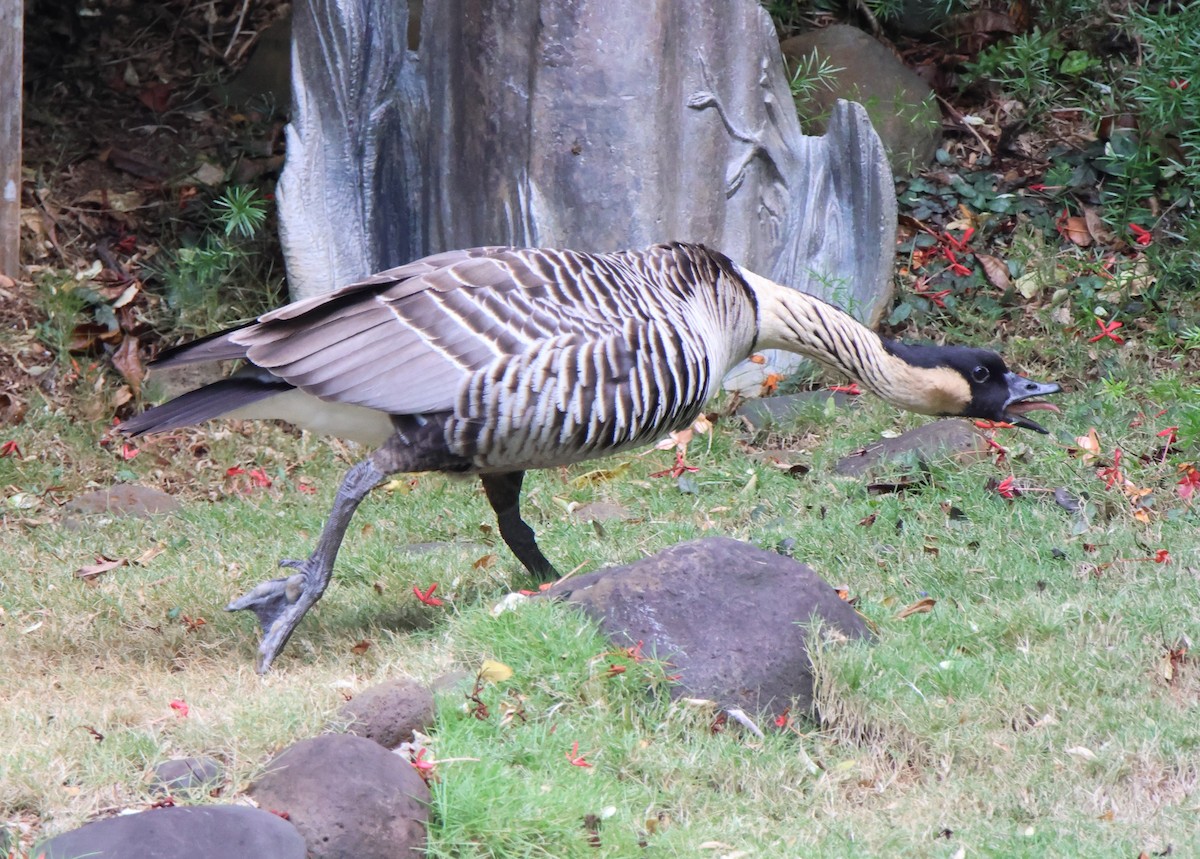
top-left (149, 186), bottom-right (281, 339)
top-left (4, 3), bottom-right (1199, 855)
top-left (2, 340), bottom-right (1197, 855)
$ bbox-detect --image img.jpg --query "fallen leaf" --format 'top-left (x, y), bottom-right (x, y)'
top-left (572, 462), bottom-right (630, 486)
top-left (1158, 651), bottom-right (1175, 683)
top-left (74, 556), bottom-right (129, 580)
top-left (1052, 487), bottom-right (1081, 513)
top-left (895, 597), bottom-right (936, 619)
top-left (0, 392), bottom-right (27, 425)
top-left (1061, 216), bottom-right (1092, 247)
top-left (478, 659), bottom-right (514, 683)
top-left (1073, 428), bottom-right (1102, 464)
top-left (6, 492), bottom-right (39, 510)
top-left (974, 253), bottom-right (1011, 290)
top-left (472, 553), bottom-right (497, 570)
top-left (655, 428), bottom-right (693, 451)
top-left (111, 335), bottom-right (145, 394)
top-left (134, 545), bottom-right (166, 566)
top-left (1065, 745), bottom-right (1097, 761)
top-left (74, 188), bottom-right (146, 213)
top-left (137, 82), bottom-right (173, 113)
top-left (1082, 206), bottom-right (1116, 244)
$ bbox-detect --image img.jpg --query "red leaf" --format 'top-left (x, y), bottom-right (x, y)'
top-left (413, 583), bottom-right (444, 607)
top-left (566, 741), bottom-right (592, 767)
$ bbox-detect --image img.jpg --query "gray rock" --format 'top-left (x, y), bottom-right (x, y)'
top-left (143, 362), bottom-right (227, 401)
top-left (64, 485), bottom-right (179, 518)
top-left (338, 678), bottom-right (435, 749)
top-left (892, 0), bottom-right (953, 36)
top-left (149, 756), bottom-right (223, 796)
top-left (37, 805), bottom-right (305, 859)
top-left (736, 390), bottom-right (857, 431)
top-left (782, 25), bottom-right (942, 175)
top-left (555, 537), bottom-right (872, 717)
top-left (431, 670), bottom-right (474, 696)
top-left (571, 501), bottom-right (633, 522)
top-left (249, 734), bottom-right (429, 859)
top-left (834, 419), bottom-right (989, 478)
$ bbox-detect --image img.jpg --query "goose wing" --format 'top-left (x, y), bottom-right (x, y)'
top-left (228, 248), bottom-right (632, 415)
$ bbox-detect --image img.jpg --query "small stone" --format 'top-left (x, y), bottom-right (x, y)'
top-left (149, 756), bottom-right (222, 795)
top-left (431, 670), bottom-right (474, 696)
top-left (736, 390), bottom-right (856, 431)
top-left (338, 679), bottom-right (435, 749)
top-left (554, 537), bottom-right (872, 718)
top-left (781, 25), bottom-right (942, 175)
top-left (571, 501), bottom-right (631, 522)
top-left (64, 485), bottom-right (180, 518)
top-left (249, 734), bottom-right (429, 859)
top-left (37, 805), bottom-right (305, 859)
top-left (834, 419), bottom-right (989, 478)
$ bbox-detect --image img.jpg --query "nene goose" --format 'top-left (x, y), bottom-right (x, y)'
top-left (122, 242), bottom-right (1061, 672)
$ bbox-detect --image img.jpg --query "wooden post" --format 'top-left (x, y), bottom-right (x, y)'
top-left (0, 0), bottom-right (22, 278)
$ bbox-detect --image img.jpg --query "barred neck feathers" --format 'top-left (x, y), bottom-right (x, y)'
top-left (616, 244), bottom-right (761, 386)
top-left (736, 266), bottom-right (972, 417)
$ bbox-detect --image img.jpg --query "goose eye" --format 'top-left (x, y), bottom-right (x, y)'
top-left (971, 366), bottom-right (990, 383)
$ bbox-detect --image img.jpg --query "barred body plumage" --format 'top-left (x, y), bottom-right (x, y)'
top-left (120, 241), bottom-right (1061, 673)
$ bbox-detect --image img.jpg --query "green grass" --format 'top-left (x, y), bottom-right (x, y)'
top-left (2, 350), bottom-right (1197, 856)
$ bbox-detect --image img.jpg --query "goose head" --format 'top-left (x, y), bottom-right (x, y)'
top-left (883, 343), bottom-right (1062, 433)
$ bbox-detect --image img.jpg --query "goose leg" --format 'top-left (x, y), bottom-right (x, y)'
top-left (227, 457), bottom-right (385, 674)
top-left (227, 415), bottom-right (467, 673)
top-left (481, 471), bottom-right (559, 581)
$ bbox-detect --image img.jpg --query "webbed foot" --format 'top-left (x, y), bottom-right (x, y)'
top-left (227, 558), bottom-right (330, 674)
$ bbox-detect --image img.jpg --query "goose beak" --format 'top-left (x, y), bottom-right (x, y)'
top-left (1002, 372), bottom-right (1062, 433)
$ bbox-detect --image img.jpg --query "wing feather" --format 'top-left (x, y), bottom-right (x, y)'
top-left (231, 248), bottom-right (631, 416)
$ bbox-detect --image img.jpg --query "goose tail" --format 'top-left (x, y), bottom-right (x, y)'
top-left (120, 372), bottom-right (291, 435)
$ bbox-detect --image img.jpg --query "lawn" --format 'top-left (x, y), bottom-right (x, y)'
top-left (1, 348), bottom-right (1197, 856)
top-left (6, 1), bottom-right (1200, 854)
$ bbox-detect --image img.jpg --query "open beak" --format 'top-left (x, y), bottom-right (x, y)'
top-left (1003, 372), bottom-right (1063, 433)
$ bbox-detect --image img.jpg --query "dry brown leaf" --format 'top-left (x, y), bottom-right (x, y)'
top-left (74, 556), bottom-right (128, 580)
top-left (656, 428), bottom-right (693, 451)
top-left (472, 553), bottom-right (497, 570)
top-left (945, 8), bottom-right (1020, 35)
top-left (1062, 216), bottom-right (1092, 247)
top-left (0, 392), bottom-right (27, 426)
top-left (112, 335), bottom-right (145, 394)
top-left (895, 596), bottom-right (937, 619)
top-left (1158, 651), bottom-right (1175, 683)
top-left (111, 283), bottom-right (141, 309)
top-left (134, 544), bottom-right (166, 566)
top-left (74, 188), bottom-right (146, 212)
top-left (1082, 206), bottom-right (1116, 244)
top-left (1074, 428), bottom-right (1102, 464)
top-left (974, 253), bottom-right (1011, 290)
